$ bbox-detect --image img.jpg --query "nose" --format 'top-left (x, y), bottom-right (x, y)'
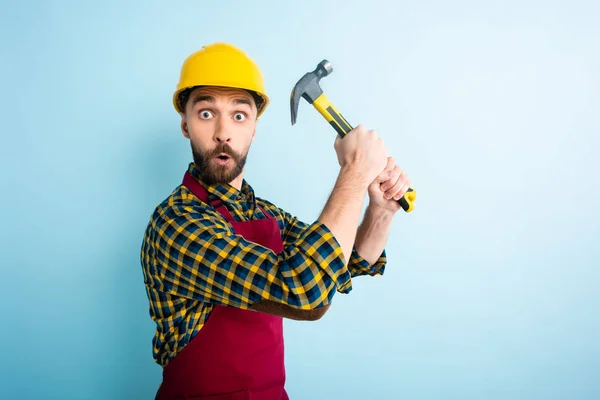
top-left (214, 117), bottom-right (231, 143)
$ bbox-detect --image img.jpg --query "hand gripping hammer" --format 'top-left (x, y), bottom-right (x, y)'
top-left (290, 60), bottom-right (417, 212)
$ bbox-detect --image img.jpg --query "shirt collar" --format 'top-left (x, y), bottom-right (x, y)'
top-left (187, 162), bottom-right (255, 204)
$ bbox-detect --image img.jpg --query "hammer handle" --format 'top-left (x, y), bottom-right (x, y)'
top-left (313, 93), bottom-right (353, 137)
top-left (313, 93), bottom-right (417, 213)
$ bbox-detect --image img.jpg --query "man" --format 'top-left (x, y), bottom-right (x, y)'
top-left (141, 42), bottom-right (412, 399)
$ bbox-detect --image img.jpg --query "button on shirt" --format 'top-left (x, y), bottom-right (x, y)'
top-left (140, 163), bottom-right (387, 367)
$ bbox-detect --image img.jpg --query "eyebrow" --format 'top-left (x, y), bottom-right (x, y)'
top-left (191, 95), bottom-right (252, 108)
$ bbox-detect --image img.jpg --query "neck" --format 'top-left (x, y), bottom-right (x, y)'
top-left (229, 171), bottom-right (244, 191)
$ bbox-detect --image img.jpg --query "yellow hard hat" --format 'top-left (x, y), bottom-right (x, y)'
top-left (173, 42), bottom-right (270, 117)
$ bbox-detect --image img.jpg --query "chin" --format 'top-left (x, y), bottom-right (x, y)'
top-left (203, 166), bottom-right (241, 185)
top-left (191, 146), bottom-right (247, 185)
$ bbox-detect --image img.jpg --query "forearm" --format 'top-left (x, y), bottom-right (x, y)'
top-left (318, 165), bottom-right (369, 265)
top-left (354, 204), bottom-right (395, 265)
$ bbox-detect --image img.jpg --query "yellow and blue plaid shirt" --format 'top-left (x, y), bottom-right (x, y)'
top-left (140, 163), bottom-right (386, 367)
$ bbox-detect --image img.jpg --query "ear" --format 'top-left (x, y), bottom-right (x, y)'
top-left (180, 115), bottom-right (189, 138)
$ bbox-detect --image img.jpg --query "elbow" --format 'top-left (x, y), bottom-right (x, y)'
top-left (303, 303), bottom-right (331, 321)
top-left (249, 299), bottom-right (332, 321)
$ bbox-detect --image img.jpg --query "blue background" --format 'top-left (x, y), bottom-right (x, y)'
top-left (1, 1), bottom-right (599, 399)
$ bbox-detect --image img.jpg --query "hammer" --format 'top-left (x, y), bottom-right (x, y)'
top-left (290, 60), bottom-right (417, 213)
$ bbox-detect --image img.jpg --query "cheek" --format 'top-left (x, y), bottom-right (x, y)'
top-left (242, 127), bottom-right (256, 149)
top-left (187, 120), bottom-right (213, 141)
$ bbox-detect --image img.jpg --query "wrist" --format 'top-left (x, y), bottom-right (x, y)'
top-left (366, 202), bottom-right (397, 219)
top-left (339, 164), bottom-right (371, 189)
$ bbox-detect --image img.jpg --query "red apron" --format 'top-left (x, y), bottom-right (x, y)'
top-left (156, 171), bottom-right (289, 400)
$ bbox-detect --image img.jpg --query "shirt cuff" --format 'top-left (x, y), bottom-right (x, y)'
top-left (347, 247), bottom-right (387, 277)
top-left (298, 221), bottom-right (353, 295)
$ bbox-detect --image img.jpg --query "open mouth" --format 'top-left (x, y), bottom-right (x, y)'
top-left (214, 153), bottom-right (232, 165)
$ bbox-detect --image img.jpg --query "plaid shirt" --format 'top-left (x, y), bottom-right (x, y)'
top-left (141, 163), bottom-right (386, 367)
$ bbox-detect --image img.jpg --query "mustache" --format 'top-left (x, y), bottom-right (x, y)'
top-left (209, 144), bottom-right (238, 159)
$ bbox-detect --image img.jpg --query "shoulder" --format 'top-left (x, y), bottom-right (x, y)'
top-left (255, 196), bottom-right (290, 220)
top-left (254, 196), bottom-right (303, 235)
top-left (147, 184), bottom-right (229, 233)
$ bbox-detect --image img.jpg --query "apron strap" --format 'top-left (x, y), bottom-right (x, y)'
top-left (183, 171), bottom-right (273, 222)
top-left (182, 172), bottom-right (236, 223)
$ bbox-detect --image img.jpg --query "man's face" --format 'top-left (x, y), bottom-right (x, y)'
top-left (181, 86), bottom-right (258, 187)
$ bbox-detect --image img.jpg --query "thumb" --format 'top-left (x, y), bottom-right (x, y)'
top-left (334, 135), bottom-right (343, 148)
top-left (378, 166), bottom-right (393, 179)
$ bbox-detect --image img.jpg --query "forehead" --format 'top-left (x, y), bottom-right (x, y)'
top-left (189, 86), bottom-right (253, 104)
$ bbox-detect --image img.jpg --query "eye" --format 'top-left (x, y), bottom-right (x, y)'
top-left (233, 112), bottom-right (247, 122)
top-left (199, 110), bottom-right (213, 119)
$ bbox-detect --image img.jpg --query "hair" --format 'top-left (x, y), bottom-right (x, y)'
top-left (178, 86), bottom-right (264, 114)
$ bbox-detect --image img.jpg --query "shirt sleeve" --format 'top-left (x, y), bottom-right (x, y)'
top-left (151, 204), bottom-right (352, 310)
top-left (280, 209), bottom-right (387, 279)
top-left (346, 248), bottom-right (387, 277)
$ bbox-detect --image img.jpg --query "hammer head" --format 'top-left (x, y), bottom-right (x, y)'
top-left (290, 59), bottom-right (333, 125)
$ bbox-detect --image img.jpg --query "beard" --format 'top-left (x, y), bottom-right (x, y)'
top-left (191, 141), bottom-right (248, 186)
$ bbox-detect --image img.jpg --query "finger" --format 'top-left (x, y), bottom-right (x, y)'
top-left (385, 173), bottom-right (408, 199)
top-left (379, 175), bottom-right (398, 192)
top-left (392, 178), bottom-right (412, 200)
top-left (376, 157), bottom-right (395, 179)
top-left (384, 157), bottom-right (396, 172)
top-left (376, 169), bottom-right (392, 183)
top-left (380, 166), bottom-right (403, 191)
top-left (375, 160), bottom-right (395, 182)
